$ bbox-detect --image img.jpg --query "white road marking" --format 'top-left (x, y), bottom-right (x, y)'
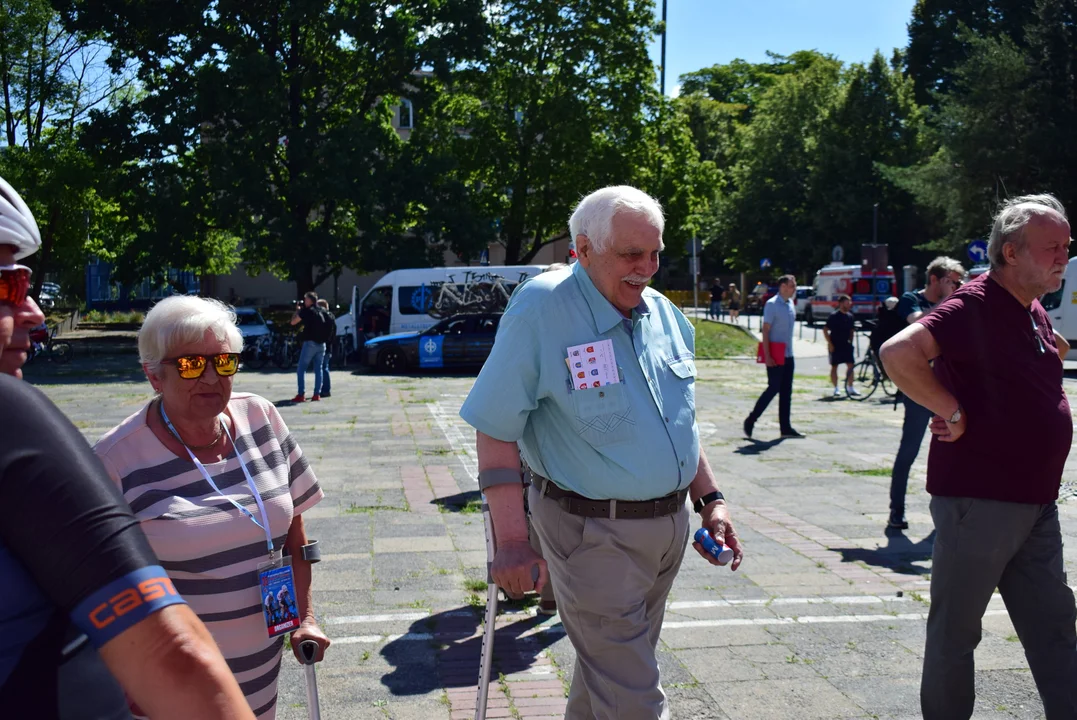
top-left (667, 595), bottom-right (908, 610)
top-left (324, 612), bottom-right (429, 626)
top-left (427, 402), bottom-right (478, 481)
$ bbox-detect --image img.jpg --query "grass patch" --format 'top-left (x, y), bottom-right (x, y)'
top-left (689, 320), bottom-right (758, 359)
top-left (464, 578), bottom-right (488, 593)
top-left (82, 309), bottom-right (145, 324)
top-left (842, 467), bottom-right (891, 477)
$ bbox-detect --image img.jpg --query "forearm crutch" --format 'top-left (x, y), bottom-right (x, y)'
top-left (475, 492), bottom-right (499, 720)
top-left (298, 639), bottom-right (323, 720)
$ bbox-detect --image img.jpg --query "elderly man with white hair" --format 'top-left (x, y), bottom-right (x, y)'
top-left (881, 194), bottom-right (1077, 720)
top-left (460, 186), bottom-right (743, 720)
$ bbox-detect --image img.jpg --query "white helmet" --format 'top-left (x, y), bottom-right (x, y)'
top-left (0, 176), bottom-right (41, 261)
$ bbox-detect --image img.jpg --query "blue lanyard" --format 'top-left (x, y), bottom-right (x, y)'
top-left (159, 402), bottom-right (275, 555)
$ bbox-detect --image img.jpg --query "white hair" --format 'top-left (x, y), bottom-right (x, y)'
top-left (568, 186), bottom-right (665, 254)
top-left (988, 194), bottom-right (1068, 269)
top-left (139, 296), bottom-right (243, 374)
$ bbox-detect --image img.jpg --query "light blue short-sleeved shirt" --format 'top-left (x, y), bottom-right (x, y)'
top-left (762, 294), bottom-right (796, 357)
top-left (459, 262), bottom-right (700, 501)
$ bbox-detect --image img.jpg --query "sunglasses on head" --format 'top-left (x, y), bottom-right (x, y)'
top-left (162, 353), bottom-right (241, 379)
top-left (0, 265), bottom-right (32, 306)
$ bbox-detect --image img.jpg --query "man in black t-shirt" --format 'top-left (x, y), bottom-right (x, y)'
top-left (886, 256), bottom-right (965, 529)
top-left (823, 295), bottom-right (856, 398)
top-left (290, 291), bottom-right (327, 402)
top-left (0, 175), bottom-right (253, 719)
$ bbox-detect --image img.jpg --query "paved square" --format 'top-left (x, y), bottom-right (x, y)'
top-left (30, 351), bottom-right (1077, 720)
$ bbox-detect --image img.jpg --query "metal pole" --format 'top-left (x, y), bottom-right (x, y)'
top-left (660, 0), bottom-right (667, 98)
top-left (692, 236), bottom-right (699, 320)
top-left (873, 203), bottom-right (879, 245)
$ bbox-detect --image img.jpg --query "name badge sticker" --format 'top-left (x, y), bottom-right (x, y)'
top-left (564, 339), bottom-right (619, 389)
top-left (258, 556), bottom-right (301, 637)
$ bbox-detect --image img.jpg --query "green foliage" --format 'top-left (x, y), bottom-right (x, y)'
top-left (0, 0), bottom-right (129, 298)
top-left (410, 0), bottom-right (714, 265)
top-left (59, 0), bottom-right (488, 292)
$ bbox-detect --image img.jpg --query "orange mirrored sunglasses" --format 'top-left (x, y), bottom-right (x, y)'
top-left (162, 353), bottom-right (241, 379)
top-left (0, 265), bottom-right (32, 306)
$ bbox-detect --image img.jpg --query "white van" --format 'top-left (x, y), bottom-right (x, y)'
top-left (1043, 257), bottom-right (1077, 360)
top-left (347, 265), bottom-right (547, 344)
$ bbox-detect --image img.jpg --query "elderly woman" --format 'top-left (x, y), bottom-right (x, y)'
top-left (94, 296), bottom-right (330, 719)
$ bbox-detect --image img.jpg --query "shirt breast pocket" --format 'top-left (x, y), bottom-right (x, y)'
top-left (571, 382), bottom-right (634, 447)
top-left (666, 356), bottom-right (697, 411)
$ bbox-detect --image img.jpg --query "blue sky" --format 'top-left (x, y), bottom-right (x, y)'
top-left (649, 0), bottom-right (918, 95)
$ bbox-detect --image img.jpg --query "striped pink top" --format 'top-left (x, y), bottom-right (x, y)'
top-left (94, 393), bottom-right (323, 719)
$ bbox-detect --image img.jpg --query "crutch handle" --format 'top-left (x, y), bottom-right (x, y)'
top-left (299, 639), bottom-right (320, 665)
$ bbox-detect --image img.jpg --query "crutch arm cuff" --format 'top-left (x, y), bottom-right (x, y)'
top-left (478, 468), bottom-right (523, 490)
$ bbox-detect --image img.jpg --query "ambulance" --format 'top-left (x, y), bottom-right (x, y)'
top-left (803, 263), bottom-right (898, 324)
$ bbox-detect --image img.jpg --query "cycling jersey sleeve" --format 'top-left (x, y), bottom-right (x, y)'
top-left (0, 376), bottom-right (186, 647)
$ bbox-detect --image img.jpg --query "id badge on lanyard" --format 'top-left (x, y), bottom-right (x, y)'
top-left (161, 403), bottom-right (298, 637)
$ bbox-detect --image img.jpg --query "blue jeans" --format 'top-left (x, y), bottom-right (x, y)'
top-left (889, 395), bottom-right (933, 515)
top-left (297, 341), bottom-right (325, 396)
top-left (321, 348), bottom-right (332, 394)
top-left (709, 301), bottom-right (722, 320)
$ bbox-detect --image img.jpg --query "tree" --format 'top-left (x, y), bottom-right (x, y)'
top-left (905, 0), bottom-right (1037, 106)
top-left (707, 54), bottom-right (844, 273)
top-left (409, 0), bottom-right (708, 266)
top-left (0, 0), bottom-right (129, 298)
top-left (58, 0), bottom-right (487, 294)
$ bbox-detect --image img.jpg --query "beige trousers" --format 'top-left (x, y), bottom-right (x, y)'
top-left (528, 483), bottom-right (690, 720)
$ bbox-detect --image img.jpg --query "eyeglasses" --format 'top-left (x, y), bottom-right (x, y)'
top-left (162, 353), bottom-right (241, 379)
top-left (1029, 312), bottom-right (1047, 356)
top-left (0, 265), bottom-right (32, 306)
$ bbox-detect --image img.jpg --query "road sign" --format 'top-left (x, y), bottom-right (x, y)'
top-left (831, 245), bottom-right (844, 263)
top-left (968, 239), bottom-right (988, 264)
top-left (479, 249), bottom-right (490, 266)
top-left (760, 258), bottom-right (772, 269)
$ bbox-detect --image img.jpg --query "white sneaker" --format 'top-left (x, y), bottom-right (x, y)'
top-left (832, 387), bottom-right (842, 398)
top-left (847, 386), bottom-right (861, 396)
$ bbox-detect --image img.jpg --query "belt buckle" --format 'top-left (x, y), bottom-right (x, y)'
top-left (608, 499), bottom-right (617, 519)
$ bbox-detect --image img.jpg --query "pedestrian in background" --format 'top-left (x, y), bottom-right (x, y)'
top-left (290, 291), bottom-right (327, 402)
top-left (709, 278), bottom-right (723, 320)
top-left (824, 294), bottom-right (857, 398)
top-left (727, 282), bottom-right (741, 322)
top-left (316, 298), bottom-right (334, 398)
top-left (744, 275), bottom-right (803, 439)
top-left (881, 194), bottom-right (1077, 720)
top-left (885, 256), bottom-right (965, 530)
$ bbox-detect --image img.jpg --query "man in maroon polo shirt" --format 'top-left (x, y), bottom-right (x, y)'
top-left (881, 193), bottom-right (1077, 720)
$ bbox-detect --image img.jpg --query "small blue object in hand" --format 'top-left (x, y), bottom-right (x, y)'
top-left (695, 528), bottom-right (734, 565)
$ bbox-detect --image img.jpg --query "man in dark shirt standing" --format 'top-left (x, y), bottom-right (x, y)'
top-left (886, 256), bottom-right (965, 529)
top-left (881, 194), bottom-right (1076, 720)
top-left (290, 291), bottom-right (325, 402)
top-left (823, 294), bottom-right (856, 398)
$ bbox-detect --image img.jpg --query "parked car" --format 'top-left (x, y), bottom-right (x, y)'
top-left (363, 313), bottom-right (502, 373)
top-left (234, 306), bottom-right (272, 341)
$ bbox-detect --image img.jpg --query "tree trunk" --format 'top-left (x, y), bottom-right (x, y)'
top-left (293, 262), bottom-right (315, 299)
top-left (31, 204), bottom-right (60, 299)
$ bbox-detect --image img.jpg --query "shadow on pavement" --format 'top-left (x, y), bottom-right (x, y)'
top-left (734, 438), bottom-right (785, 455)
top-left (434, 490), bottom-right (482, 512)
top-left (381, 606), bottom-right (561, 695)
top-left (832, 528), bottom-right (936, 576)
top-left (22, 355), bottom-right (147, 386)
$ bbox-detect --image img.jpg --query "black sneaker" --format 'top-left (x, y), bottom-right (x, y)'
top-left (743, 417), bottom-right (755, 439)
top-left (321, 392), bottom-right (331, 398)
top-left (888, 515), bottom-right (909, 530)
top-left (780, 428), bottom-right (805, 439)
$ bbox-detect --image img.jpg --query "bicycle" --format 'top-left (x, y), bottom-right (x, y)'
top-left (241, 334), bottom-right (273, 370)
top-left (848, 344), bottom-right (896, 401)
top-left (271, 331), bottom-right (301, 369)
top-left (26, 326), bottom-right (73, 365)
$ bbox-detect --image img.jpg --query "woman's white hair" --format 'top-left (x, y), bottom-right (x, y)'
top-left (139, 296), bottom-right (243, 374)
top-left (988, 194), bottom-right (1068, 269)
top-left (568, 186), bottom-right (665, 254)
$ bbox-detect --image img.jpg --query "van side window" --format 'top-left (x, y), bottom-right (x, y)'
top-left (1042, 281), bottom-right (1066, 311)
top-left (399, 285), bottom-right (437, 315)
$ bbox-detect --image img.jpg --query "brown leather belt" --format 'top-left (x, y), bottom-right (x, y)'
top-left (531, 472), bottom-right (687, 520)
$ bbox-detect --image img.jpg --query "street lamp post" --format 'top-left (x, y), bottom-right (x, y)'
top-left (660, 0), bottom-right (668, 97)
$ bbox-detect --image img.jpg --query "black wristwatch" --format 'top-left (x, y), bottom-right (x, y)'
top-left (694, 491), bottom-right (725, 514)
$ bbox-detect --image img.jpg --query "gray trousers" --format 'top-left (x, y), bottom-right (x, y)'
top-left (922, 496), bottom-right (1077, 720)
top-left (528, 483), bottom-right (690, 720)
